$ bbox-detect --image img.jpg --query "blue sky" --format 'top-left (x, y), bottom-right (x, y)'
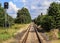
top-left (0, 0), bottom-right (60, 19)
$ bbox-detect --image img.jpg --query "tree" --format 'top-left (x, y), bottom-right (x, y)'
top-left (34, 14), bottom-right (54, 31)
top-left (34, 2), bottom-right (60, 31)
top-left (41, 15), bottom-right (55, 31)
top-left (15, 7), bottom-right (31, 24)
top-left (48, 2), bottom-right (60, 28)
top-left (0, 3), bottom-right (14, 27)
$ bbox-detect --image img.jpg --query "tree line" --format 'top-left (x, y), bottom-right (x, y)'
top-left (0, 3), bottom-right (14, 27)
top-left (0, 3), bottom-right (31, 27)
top-left (15, 7), bottom-right (31, 24)
top-left (33, 2), bottom-right (60, 31)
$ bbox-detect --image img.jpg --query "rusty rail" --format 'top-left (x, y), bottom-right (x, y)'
top-left (20, 24), bottom-right (43, 43)
top-left (20, 25), bottom-right (30, 43)
top-left (34, 25), bottom-right (42, 43)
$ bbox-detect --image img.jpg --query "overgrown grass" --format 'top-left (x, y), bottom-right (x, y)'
top-left (51, 40), bottom-right (60, 43)
top-left (58, 32), bottom-right (60, 38)
top-left (48, 32), bottom-right (60, 43)
top-left (45, 31), bottom-right (60, 43)
top-left (0, 24), bottom-right (29, 42)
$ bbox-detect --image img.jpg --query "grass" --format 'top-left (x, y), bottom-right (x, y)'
top-left (45, 32), bottom-right (53, 40)
top-left (45, 31), bottom-right (60, 43)
top-left (49, 32), bottom-right (60, 43)
top-left (58, 32), bottom-right (60, 38)
top-left (0, 24), bottom-right (29, 42)
top-left (51, 40), bottom-right (60, 43)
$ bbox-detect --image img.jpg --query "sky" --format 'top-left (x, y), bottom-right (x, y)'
top-left (0, 0), bottom-right (60, 19)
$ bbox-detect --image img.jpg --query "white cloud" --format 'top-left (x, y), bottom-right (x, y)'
top-left (8, 0), bottom-right (60, 19)
top-left (22, 0), bottom-right (26, 2)
top-left (43, 1), bottom-right (51, 6)
top-left (31, 5), bottom-right (37, 9)
top-left (7, 1), bottom-right (20, 18)
top-left (9, 1), bottom-right (19, 12)
top-left (14, 0), bottom-right (26, 2)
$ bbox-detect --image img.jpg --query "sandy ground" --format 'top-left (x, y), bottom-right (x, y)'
top-left (26, 25), bottom-right (39, 43)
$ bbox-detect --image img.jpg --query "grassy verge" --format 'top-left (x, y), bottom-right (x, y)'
top-left (45, 31), bottom-right (60, 43)
top-left (50, 32), bottom-right (60, 43)
top-left (51, 32), bottom-right (60, 43)
top-left (58, 32), bottom-right (60, 38)
top-left (0, 24), bottom-right (29, 42)
top-left (51, 40), bottom-right (60, 43)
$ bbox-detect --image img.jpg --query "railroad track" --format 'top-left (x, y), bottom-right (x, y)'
top-left (20, 23), bottom-right (42, 43)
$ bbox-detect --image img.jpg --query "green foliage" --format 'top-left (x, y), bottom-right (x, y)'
top-left (0, 3), bottom-right (14, 27)
top-left (41, 15), bottom-right (54, 31)
top-left (34, 15), bottom-right (54, 31)
top-left (34, 15), bottom-right (41, 25)
top-left (48, 2), bottom-right (60, 28)
top-left (15, 7), bottom-right (31, 24)
top-left (34, 2), bottom-right (60, 31)
top-left (58, 32), bottom-right (60, 38)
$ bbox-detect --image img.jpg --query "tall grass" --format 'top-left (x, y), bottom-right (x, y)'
top-left (0, 24), bottom-right (29, 42)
